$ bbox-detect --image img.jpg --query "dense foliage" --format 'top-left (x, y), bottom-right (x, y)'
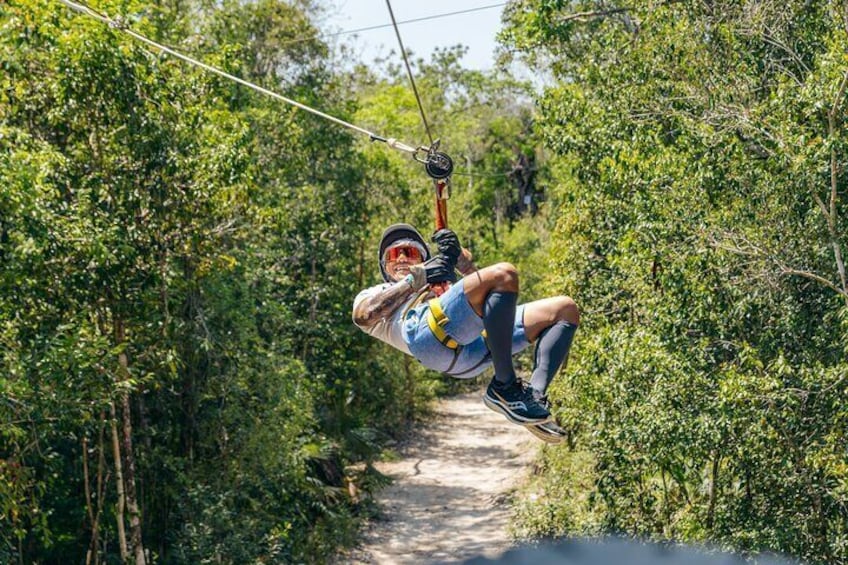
top-left (6, 0), bottom-right (844, 562)
top-left (503, 1), bottom-right (848, 563)
top-left (0, 0), bottom-right (543, 561)
top-left (0, 0), bottom-right (392, 561)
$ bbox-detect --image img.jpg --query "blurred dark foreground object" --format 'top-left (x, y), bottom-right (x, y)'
top-left (448, 537), bottom-right (797, 565)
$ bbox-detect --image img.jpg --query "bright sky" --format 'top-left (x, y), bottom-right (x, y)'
top-left (321, 0), bottom-right (507, 71)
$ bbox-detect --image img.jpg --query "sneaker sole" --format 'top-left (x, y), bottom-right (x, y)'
top-left (525, 423), bottom-right (566, 445)
top-left (483, 393), bottom-right (552, 425)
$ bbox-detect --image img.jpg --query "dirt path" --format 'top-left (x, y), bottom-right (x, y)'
top-left (344, 388), bottom-right (538, 564)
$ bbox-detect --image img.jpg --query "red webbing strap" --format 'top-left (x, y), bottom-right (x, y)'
top-left (431, 178), bottom-right (451, 296)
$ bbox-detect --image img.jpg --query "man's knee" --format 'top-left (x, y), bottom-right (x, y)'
top-left (555, 296), bottom-right (580, 325)
top-left (486, 262), bottom-right (519, 291)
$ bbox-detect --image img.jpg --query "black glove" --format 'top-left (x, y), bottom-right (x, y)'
top-left (423, 254), bottom-right (457, 284)
top-left (432, 229), bottom-right (462, 264)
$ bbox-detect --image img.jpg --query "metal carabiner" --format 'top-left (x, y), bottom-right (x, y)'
top-left (413, 139), bottom-right (454, 180)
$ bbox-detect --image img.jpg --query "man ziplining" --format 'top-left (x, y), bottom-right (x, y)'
top-left (352, 224), bottom-right (579, 444)
top-left (56, 0), bottom-right (582, 444)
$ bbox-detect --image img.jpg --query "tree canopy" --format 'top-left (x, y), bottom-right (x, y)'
top-left (2, 0), bottom-right (847, 563)
top-left (503, 1), bottom-right (848, 562)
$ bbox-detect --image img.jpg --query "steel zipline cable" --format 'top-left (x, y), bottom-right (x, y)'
top-left (384, 0), bottom-right (435, 146)
top-left (276, 2), bottom-right (508, 50)
top-left (54, 0), bottom-right (521, 182)
top-left (330, 2), bottom-right (507, 40)
top-left (382, 0), bottom-right (454, 262)
top-left (53, 0), bottom-right (432, 158)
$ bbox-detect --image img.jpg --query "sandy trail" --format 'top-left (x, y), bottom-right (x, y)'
top-left (344, 388), bottom-right (537, 564)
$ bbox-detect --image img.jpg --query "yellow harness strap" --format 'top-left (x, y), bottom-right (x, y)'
top-left (427, 298), bottom-right (459, 350)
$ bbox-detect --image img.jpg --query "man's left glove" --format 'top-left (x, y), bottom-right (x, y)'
top-left (405, 264), bottom-right (429, 291)
top-left (432, 229), bottom-right (462, 263)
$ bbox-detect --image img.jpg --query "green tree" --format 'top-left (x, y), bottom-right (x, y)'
top-left (504, 1), bottom-right (848, 562)
top-left (0, 0), bottom-right (375, 561)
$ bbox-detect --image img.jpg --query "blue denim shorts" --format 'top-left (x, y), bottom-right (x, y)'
top-left (403, 280), bottom-right (531, 378)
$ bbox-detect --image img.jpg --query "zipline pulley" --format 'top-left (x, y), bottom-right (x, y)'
top-left (415, 139), bottom-right (453, 181)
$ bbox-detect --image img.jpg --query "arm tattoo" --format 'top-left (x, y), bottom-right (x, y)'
top-left (457, 249), bottom-right (477, 276)
top-left (353, 282), bottom-right (416, 328)
top-left (458, 261), bottom-right (478, 276)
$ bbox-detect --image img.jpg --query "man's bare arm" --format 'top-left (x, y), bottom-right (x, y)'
top-left (457, 248), bottom-right (477, 276)
top-left (353, 281), bottom-right (418, 329)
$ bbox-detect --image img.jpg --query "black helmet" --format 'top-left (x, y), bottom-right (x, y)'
top-left (378, 223), bottom-right (431, 282)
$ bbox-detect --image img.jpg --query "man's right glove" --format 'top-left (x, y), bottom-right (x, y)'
top-left (432, 229), bottom-right (462, 263)
top-left (421, 254), bottom-right (457, 284)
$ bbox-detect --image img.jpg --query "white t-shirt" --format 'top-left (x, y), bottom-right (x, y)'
top-left (352, 283), bottom-right (428, 355)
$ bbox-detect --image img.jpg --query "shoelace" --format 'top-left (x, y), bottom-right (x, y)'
top-left (523, 392), bottom-right (566, 434)
top-left (519, 382), bottom-right (542, 404)
top-left (520, 384), bottom-right (547, 410)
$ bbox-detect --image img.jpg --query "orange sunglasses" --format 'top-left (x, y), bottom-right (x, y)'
top-left (384, 245), bottom-right (423, 261)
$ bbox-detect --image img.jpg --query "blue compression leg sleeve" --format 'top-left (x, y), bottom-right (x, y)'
top-left (529, 321), bottom-right (578, 395)
top-left (483, 291), bottom-right (518, 386)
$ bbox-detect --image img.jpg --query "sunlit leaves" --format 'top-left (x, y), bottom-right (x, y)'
top-left (0, 0), bottom-right (375, 561)
top-left (505, 1), bottom-right (848, 561)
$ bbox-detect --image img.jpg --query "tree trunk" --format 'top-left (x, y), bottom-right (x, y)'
top-left (83, 437), bottom-right (94, 565)
top-left (115, 319), bottom-right (146, 565)
top-left (302, 250), bottom-right (319, 362)
top-left (110, 402), bottom-right (129, 562)
top-left (121, 390), bottom-right (146, 565)
top-left (86, 413), bottom-right (109, 565)
top-left (826, 69), bottom-right (848, 306)
top-left (707, 453), bottom-right (720, 531)
top-left (357, 223), bottom-right (366, 290)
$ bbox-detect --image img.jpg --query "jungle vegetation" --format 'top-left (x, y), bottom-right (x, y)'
top-left (1, 0), bottom-right (847, 563)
